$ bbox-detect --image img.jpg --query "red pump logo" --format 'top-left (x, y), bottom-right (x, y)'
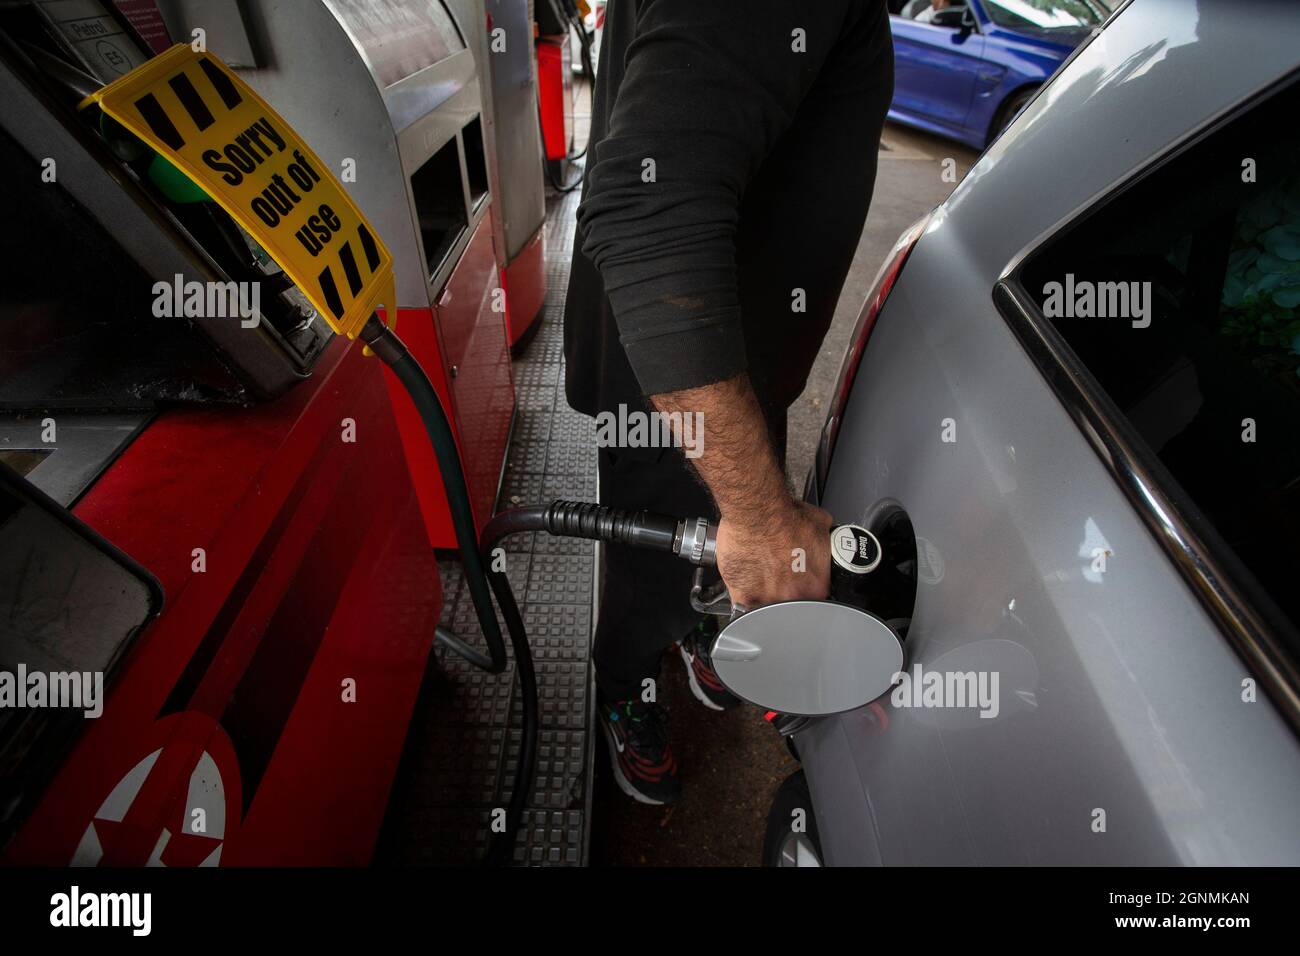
top-left (70, 713), bottom-right (240, 867)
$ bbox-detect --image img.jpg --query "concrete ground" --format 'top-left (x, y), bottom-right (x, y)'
top-left (587, 122), bottom-right (979, 867)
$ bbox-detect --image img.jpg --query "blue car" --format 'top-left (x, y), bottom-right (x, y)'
top-left (888, 0), bottom-right (1113, 149)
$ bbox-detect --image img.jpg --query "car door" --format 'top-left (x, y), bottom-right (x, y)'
top-left (890, 9), bottom-right (988, 131)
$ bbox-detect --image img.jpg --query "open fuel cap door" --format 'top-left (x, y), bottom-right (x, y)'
top-left (710, 600), bottom-right (904, 716)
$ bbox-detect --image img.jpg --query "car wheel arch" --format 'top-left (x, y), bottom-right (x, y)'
top-left (988, 83), bottom-right (1040, 145)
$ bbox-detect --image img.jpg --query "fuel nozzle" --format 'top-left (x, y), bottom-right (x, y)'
top-left (530, 505), bottom-right (903, 719)
top-left (686, 521), bottom-right (887, 620)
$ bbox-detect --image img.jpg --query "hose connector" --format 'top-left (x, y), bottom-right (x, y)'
top-left (673, 515), bottom-right (717, 567)
top-left (360, 313), bottom-right (404, 364)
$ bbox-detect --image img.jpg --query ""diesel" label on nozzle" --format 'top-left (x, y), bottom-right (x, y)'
top-left (830, 524), bottom-right (882, 575)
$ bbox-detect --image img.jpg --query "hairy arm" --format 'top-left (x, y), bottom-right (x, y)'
top-left (651, 374), bottom-right (832, 608)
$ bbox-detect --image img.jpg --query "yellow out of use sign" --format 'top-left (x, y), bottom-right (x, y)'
top-left (82, 44), bottom-right (394, 340)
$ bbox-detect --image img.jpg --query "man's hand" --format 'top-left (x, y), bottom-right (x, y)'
top-left (650, 373), bottom-right (834, 609)
top-left (716, 499), bottom-right (834, 609)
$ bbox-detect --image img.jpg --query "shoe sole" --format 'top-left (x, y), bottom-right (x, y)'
top-left (678, 642), bottom-right (726, 712)
top-left (599, 716), bottom-right (670, 805)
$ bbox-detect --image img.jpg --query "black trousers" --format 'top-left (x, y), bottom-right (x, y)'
top-left (592, 413), bottom-right (788, 702)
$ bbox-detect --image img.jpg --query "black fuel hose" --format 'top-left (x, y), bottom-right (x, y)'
top-left (362, 318), bottom-right (507, 674)
top-left (469, 510), bottom-right (540, 866)
top-left (362, 316), bottom-right (525, 864)
top-left (360, 315), bottom-right (691, 865)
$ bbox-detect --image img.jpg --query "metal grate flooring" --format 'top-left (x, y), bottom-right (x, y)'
top-left (378, 184), bottom-right (596, 866)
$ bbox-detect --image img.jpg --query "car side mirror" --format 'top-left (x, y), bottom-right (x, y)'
top-left (931, 7), bottom-right (973, 33)
top-left (709, 600), bottom-right (904, 716)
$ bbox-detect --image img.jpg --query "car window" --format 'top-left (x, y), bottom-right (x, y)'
top-left (1017, 75), bottom-right (1300, 640)
top-left (982, 0), bottom-right (1107, 31)
top-left (896, 0), bottom-right (961, 20)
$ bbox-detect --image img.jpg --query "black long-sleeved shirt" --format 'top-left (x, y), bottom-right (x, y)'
top-left (563, 0), bottom-right (893, 423)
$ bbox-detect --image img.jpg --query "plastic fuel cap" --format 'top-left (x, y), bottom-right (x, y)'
top-left (830, 524), bottom-right (882, 575)
top-left (710, 600), bottom-right (904, 715)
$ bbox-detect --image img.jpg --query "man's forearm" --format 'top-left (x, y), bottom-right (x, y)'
top-left (650, 373), bottom-right (790, 520)
top-left (650, 373), bottom-right (832, 607)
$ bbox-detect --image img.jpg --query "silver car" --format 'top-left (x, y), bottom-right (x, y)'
top-left (768, 0), bottom-right (1300, 866)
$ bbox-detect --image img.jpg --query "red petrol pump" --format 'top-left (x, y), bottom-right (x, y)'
top-left (536, 0), bottom-right (581, 187)
top-left (0, 0), bottom-right (513, 864)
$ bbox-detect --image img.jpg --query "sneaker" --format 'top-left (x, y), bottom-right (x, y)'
top-left (597, 696), bottom-right (681, 805)
top-left (678, 618), bottom-right (740, 711)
